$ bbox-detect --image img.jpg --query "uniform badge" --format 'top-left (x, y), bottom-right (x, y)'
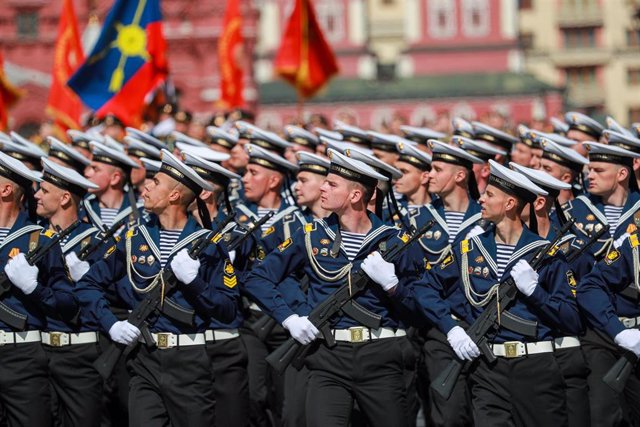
top-left (147, 255), bottom-right (155, 266)
top-left (595, 224), bottom-right (603, 233)
top-left (139, 244), bottom-right (149, 252)
top-left (131, 255), bottom-right (137, 263)
top-left (80, 237), bottom-right (91, 249)
top-left (566, 270), bottom-right (577, 287)
top-left (224, 233), bottom-right (232, 242)
top-left (425, 231), bottom-right (433, 239)
top-left (473, 266), bottom-right (482, 276)
top-left (312, 247), bottom-right (319, 256)
top-left (239, 215), bottom-right (248, 223)
top-left (262, 226), bottom-right (275, 237)
top-left (482, 267), bottom-right (489, 278)
top-left (475, 255), bottom-right (484, 263)
top-left (104, 245), bottom-right (116, 259)
top-left (278, 238), bottom-right (293, 252)
top-left (585, 224), bottom-right (593, 233)
top-left (434, 231), bottom-right (442, 240)
top-left (605, 250), bottom-right (620, 265)
top-left (8, 248), bottom-right (19, 259)
top-left (223, 260), bottom-right (237, 288)
top-left (586, 214), bottom-right (595, 221)
top-left (139, 256), bottom-right (146, 265)
top-left (400, 232), bottom-right (410, 243)
top-left (378, 242), bottom-right (387, 252)
top-left (257, 247), bottom-right (266, 260)
top-left (320, 239), bottom-right (330, 245)
top-left (320, 248), bottom-right (329, 256)
top-left (425, 260), bottom-right (432, 270)
top-left (440, 254), bottom-right (453, 269)
top-left (634, 210), bottom-right (640, 227)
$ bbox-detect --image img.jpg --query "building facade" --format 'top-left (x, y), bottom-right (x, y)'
top-left (519, 0), bottom-right (640, 124)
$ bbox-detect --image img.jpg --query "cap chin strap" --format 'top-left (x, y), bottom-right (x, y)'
top-left (196, 197), bottom-right (212, 229)
top-left (374, 187), bottom-right (384, 219)
top-left (25, 184), bottom-right (37, 223)
top-left (529, 203), bottom-right (538, 235)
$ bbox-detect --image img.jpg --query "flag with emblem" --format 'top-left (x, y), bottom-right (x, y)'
top-left (0, 50), bottom-right (24, 131)
top-left (46, 0), bottom-right (85, 134)
top-left (274, 0), bottom-right (339, 99)
top-left (217, 0), bottom-right (244, 109)
top-left (67, 0), bottom-right (168, 127)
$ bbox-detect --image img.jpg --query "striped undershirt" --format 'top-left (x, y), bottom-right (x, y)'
top-left (496, 243), bottom-right (516, 278)
top-left (100, 207), bottom-right (119, 229)
top-left (341, 231), bottom-right (366, 261)
top-left (257, 208), bottom-right (278, 232)
top-left (603, 205), bottom-right (624, 236)
top-left (444, 210), bottom-right (465, 244)
top-left (0, 228), bottom-right (10, 246)
top-left (159, 229), bottom-right (182, 267)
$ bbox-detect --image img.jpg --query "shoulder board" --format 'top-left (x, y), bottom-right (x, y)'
top-left (42, 229), bottom-right (56, 239)
top-left (630, 233), bottom-right (640, 248)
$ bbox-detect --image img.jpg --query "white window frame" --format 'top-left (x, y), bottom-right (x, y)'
top-left (427, 0), bottom-right (456, 39)
top-left (315, 0), bottom-right (345, 43)
top-left (461, 0), bottom-right (489, 38)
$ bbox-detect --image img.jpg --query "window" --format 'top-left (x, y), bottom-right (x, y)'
top-left (628, 68), bottom-right (640, 85)
top-left (462, 0), bottom-right (489, 37)
top-left (519, 33), bottom-right (534, 50)
top-left (427, 0), bottom-right (456, 39)
top-left (519, 0), bottom-right (532, 9)
top-left (562, 28), bottom-right (596, 48)
top-left (627, 29), bottom-right (640, 47)
top-left (315, 0), bottom-right (344, 43)
top-left (629, 107), bottom-right (640, 124)
top-left (565, 67), bottom-right (597, 86)
top-left (16, 11), bottom-right (38, 39)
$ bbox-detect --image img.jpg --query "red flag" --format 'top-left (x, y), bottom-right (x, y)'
top-left (0, 51), bottom-right (23, 131)
top-left (218, 0), bottom-right (244, 109)
top-left (274, 0), bottom-right (339, 99)
top-left (46, 0), bottom-right (85, 134)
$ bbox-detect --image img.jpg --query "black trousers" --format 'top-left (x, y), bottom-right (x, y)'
top-left (470, 352), bottom-right (568, 427)
top-left (241, 311), bottom-right (288, 427)
top-left (283, 364), bottom-right (310, 427)
top-left (583, 328), bottom-right (640, 427)
top-left (555, 346), bottom-right (591, 427)
top-left (205, 336), bottom-right (250, 427)
top-left (128, 344), bottom-right (216, 427)
top-left (45, 342), bottom-right (103, 427)
top-left (305, 337), bottom-right (410, 427)
top-left (99, 333), bottom-right (129, 427)
top-left (420, 327), bottom-right (472, 427)
top-left (0, 341), bottom-right (51, 427)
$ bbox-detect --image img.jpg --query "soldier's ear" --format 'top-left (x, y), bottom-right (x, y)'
top-left (59, 191), bottom-right (72, 209)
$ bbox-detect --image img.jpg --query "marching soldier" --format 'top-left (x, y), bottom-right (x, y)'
top-left (471, 121), bottom-right (518, 164)
top-left (76, 149), bottom-right (239, 426)
top-left (454, 135), bottom-right (506, 195)
top-left (565, 111), bottom-right (604, 156)
top-left (46, 136), bottom-right (91, 174)
top-left (0, 151), bottom-right (77, 426)
top-left (34, 158), bottom-right (104, 427)
top-left (538, 137), bottom-right (589, 208)
top-left (283, 124), bottom-right (320, 165)
top-left (0, 136), bottom-right (47, 171)
top-left (245, 149), bottom-right (423, 427)
top-left (122, 136), bottom-right (162, 200)
top-left (372, 160), bottom-right (580, 426)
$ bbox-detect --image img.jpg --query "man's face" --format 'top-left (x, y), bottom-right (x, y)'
top-left (372, 149), bottom-right (399, 166)
top-left (479, 185), bottom-right (511, 222)
top-left (228, 139), bottom-right (249, 171)
top-left (143, 172), bottom-right (179, 214)
top-left (541, 158), bottom-right (571, 183)
top-left (567, 129), bottom-right (592, 157)
top-left (587, 161), bottom-right (620, 196)
top-left (34, 181), bottom-right (65, 218)
top-left (530, 148), bottom-right (543, 169)
top-left (319, 174), bottom-right (357, 213)
top-left (428, 161), bottom-right (459, 195)
top-left (294, 171), bottom-right (325, 207)
top-left (84, 161), bottom-right (117, 195)
top-left (242, 164), bottom-right (279, 203)
top-left (511, 143), bottom-right (533, 167)
top-left (394, 161), bottom-right (427, 196)
top-left (284, 144), bottom-right (313, 164)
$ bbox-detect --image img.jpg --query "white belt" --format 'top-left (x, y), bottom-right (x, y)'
top-left (331, 327), bottom-right (406, 343)
top-left (148, 332), bottom-right (206, 349)
top-left (41, 331), bottom-right (99, 347)
top-left (0, 330), bottom-right (41, 345)
top-left (205, 329), bottom-right (239, 342)
top-left (491, 340), bottom-right (554, 358)
top-left (620, 316), bottom-right (640, 328)
top-left (554, 336), bottom-right (580, 349)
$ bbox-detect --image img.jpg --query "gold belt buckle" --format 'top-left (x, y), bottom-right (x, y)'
top-left (503, 341), bottom-right (519, 358)
top-left (156, 333), bottom-right (171, 349)
top-left (50, 332), bottom-right (63, 347)
top-left (350, 327), bottom-right (365, 343)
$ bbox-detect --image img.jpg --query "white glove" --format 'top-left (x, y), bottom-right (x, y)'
top-left (5, 253), bottom-right (38, 295)
top-left (614, 233), bottom-right (630, 249)
top-left (228, 250), bottom-right (237, 264)
top-left (465, 225), bottom-right (484, 239)
top-left (282, 314), bottom-right (319, 345)
top-left (447, 326), bottom-right (480, 361)
top-left (108, 320), bottom-right (141, 345)
top-left (615, 329), bottom-right (640, 357)
top-left (65, 252), bottom-right (90, 282)
top-left (361, 251), bottom-right (398, 291)
top-left (511, 259), bottom-right (538, 297)
top-left (171, 248), bottom-right (200, 285)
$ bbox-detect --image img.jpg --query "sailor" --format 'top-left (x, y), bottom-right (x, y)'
top-left (454, 135), bottom-right (506, 194)
top-left (46, 136), bottom-right (91, 174)
top-left (564, 111), bottom-right (604, 156)
top-left (75, 149), bottom-right (239, 426)
top-left (245, 149), bottom-right (423, 426)
top-left (0, 151), bottom-right (77, 426)
top-left (471, 122), bottom-right (518, 164)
